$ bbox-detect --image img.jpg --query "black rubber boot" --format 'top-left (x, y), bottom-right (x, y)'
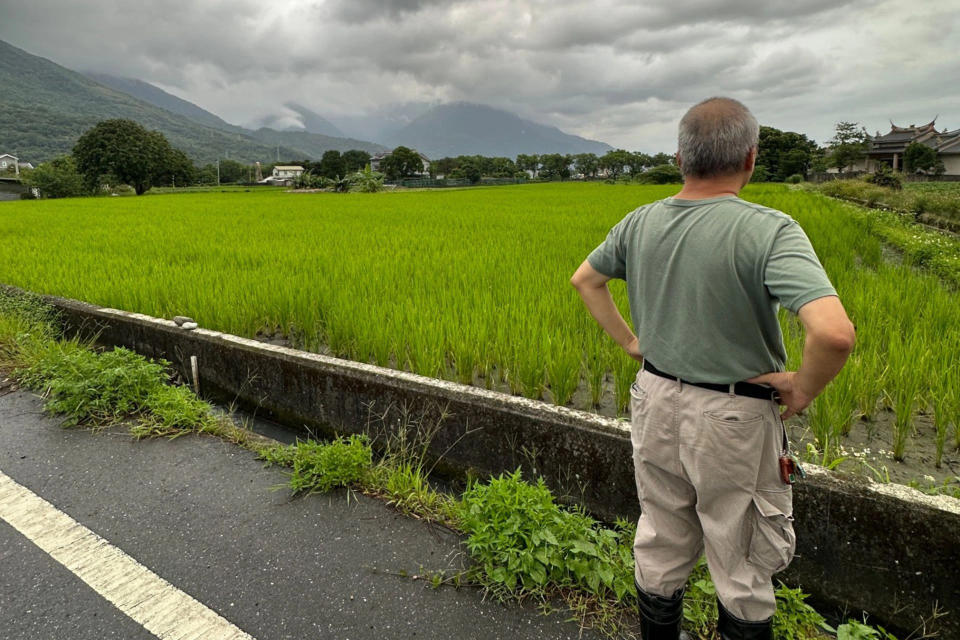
top-left (717, 600), bottom-right (773, 640)
top-left (635, 580), bottom-right (687, 640)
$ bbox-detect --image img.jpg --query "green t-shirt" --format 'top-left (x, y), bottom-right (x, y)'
top-left (587, 195), bottom-right (837, 383)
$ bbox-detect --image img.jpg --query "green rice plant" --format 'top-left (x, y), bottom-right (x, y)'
top-left (515, 338), bottom-right (548, 400)
top-left (585, 346), bottom-right (606, 408)
top-left (452, 340), bottom-right (478, 385)
top-left (610, 347), bottom-right (638, 416)
top-left (545, 337), bottom-right (580, 406)
top-left (890, 365), bottom-right (922, 462)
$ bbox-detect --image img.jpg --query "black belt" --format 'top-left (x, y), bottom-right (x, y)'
top-left (642, 360), bottom-right (778, 402)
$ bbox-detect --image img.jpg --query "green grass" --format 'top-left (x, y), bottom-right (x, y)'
top-left (1, 183), bottom-right (959, 465)
top-left (0, 290), bottom-right (250, 443)
top-left (816, 178), bottom-right (960, 228)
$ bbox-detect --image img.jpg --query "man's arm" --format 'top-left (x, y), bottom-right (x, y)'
top-left (749, 295), bottom-right (855, 418)
top-left (570, 260), bottom-right (642, 361)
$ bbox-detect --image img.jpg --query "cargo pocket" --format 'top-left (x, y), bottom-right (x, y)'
top-left (747, 489), bottom-right (796, 574)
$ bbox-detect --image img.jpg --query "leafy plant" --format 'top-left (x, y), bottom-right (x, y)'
top-left (287, 435), bottom-right (373, 494)
top-left (456, 469), bottom-right (635, 600)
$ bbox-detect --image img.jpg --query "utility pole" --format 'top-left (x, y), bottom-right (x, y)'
top-left (216, 158), bottom-right (220, 186)
top-left (276, 145), bottom-right (280, 162)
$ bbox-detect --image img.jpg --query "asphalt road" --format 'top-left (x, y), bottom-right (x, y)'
top-left (0, 389), bottom-right (610, 640)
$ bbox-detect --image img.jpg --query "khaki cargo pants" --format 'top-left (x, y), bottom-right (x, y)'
top-left (630, 367), bottom-right (796, 621)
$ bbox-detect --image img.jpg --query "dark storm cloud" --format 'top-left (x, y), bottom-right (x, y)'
top-left (0, 0), bottom-right (955, 151)
top-left (328, 0), bottom-right (451, 23)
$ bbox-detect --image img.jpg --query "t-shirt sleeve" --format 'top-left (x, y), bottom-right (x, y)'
top-left (586, 216), bottom-right (629, 280)
top-left (764, 221), bottom-right (837, 313)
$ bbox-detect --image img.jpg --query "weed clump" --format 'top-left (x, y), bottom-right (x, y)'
top-left (457, 469), bottom-right (635, 600)
top-left (287, 435), bottom-right (373, 494)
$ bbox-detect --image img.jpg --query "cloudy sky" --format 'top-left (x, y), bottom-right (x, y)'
top-left (2, 0), bottom-right (958, 151)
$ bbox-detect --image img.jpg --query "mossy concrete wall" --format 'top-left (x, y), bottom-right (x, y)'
top-left (25, 290), bottom-right (960, 638)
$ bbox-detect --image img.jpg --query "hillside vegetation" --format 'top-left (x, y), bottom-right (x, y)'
top-left (0, 40), bottom-right (382, 164)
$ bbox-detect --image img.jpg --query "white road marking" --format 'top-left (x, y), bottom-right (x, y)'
top-left (0, 469), bottom-right (255, 640)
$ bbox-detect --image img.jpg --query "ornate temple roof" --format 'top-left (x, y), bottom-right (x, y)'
top-left (867, 119), bottom-right (960, 155)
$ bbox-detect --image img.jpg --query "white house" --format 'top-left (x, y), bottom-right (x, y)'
top-left (0, 153), bottom-right (19, 175)
top-left (271, 165), bottom-right (304, 179)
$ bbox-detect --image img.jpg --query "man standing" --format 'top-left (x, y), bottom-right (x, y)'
top-left (571, 97), bottom-right (855, 640)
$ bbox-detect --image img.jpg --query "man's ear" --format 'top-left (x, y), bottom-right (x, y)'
top-left (744, 146), bottom-right (758, 172)
top-left (675, 152), bottom-right (682, 170)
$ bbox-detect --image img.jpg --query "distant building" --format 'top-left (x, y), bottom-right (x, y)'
top-left (271, 165), bottom-right (304, 179)
top-left (0, 153), bottom-right (19, 175)
top-left (370, 149), bottom-right (430, 175)
top-left (834, 120), bottom-right (960, 175)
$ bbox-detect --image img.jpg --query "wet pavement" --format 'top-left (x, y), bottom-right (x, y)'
top-left (0, 389), bottom-right (609, 639)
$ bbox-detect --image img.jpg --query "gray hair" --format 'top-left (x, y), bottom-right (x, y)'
top-left (677, 97), bottom-right (759, 179)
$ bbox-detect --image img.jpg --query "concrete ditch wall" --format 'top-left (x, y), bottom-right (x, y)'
top-left (12, 288), bottom-right (958, 638)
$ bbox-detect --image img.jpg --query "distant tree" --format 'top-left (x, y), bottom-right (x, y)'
top-left (73, 119), bottom-right (185, 195)
top-left (750, 165), bottom-right (771, 183)
top-left (488, 156), bottom-right (517, 177)
top-left (156, 148), bottom-right (196, 187)
top-left (319, 150), bottom-right (346, 179)
top-left (637, 163), bottom-right (682, 184)
top-left (197, 163), bottom-right (218, 185)
top-left (449, 157), bottom-right (482, 184)
top-left (217, 158), bottom-right (249, 184)
top-left (810, 151), bottom-right (828, 174)
top-left (903, 142), bottom-right (939, 173)
top-left (599, 149), bottom-right (632, 179)
top-left (757, 126), bottom-right (819, 180)
top-left (342, 149), bottom-right (371, 173)
top-left (516, 154), bottom-right (539, 177)
top-left (22, 156), bottom-right (87, 198)
top-left (431, 157), bottom-right (458, 177)
top-left (538, 154), bottom-right (571, 180)
top-left (828, 121), bottom-right (868, 174)
top-left (627, 152), bottom-right (653, 175)
top-left (650, 152), bottom-right (674, 167)
top-left (381, 146), bottom-right (424, 180)
top-left (572, 153), bottom-right (599, 178)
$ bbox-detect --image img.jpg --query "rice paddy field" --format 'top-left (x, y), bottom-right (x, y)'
top-left (1, 182), bottom-right (957, 486)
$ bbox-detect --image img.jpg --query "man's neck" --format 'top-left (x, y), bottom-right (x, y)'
top-left (673, 173), bottom-right (748, 200)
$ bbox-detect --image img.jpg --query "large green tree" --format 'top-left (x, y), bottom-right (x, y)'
top-left (381, 146), bottom-right (425, 180)
top-left (757, 126), bottom-right (819, 180)
top-left (319, 150), bottom-right (346, 179)
top-left (573, 153), bottom-right (599, 178)
top-left (828, 121), bottom-right (868, 174)
top-left (538, 154), bottom-right (571, 180)
top-left (599, 149), bottom-right (632, 179)
top-left (903, 142), bottom-right (939, 173)
top-left (73, 119), bottom-right (188, 194)
top-left (515, 154), bottom-right (539, 177)
top-left (342, 149), bottom-right (372, 173)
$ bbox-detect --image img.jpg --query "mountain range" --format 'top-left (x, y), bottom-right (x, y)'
top-left (1, 38), bottom-right (612, 164)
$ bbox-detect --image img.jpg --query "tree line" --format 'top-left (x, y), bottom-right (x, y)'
top-left (21, 117), bottom-right (924, 199)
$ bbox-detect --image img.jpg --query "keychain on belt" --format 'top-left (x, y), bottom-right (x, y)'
top-left (778, 413), bottom-right (806, 485)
